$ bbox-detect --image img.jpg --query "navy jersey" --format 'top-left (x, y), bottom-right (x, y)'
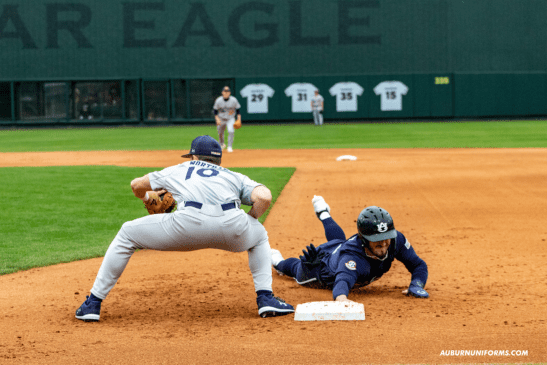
top-left (315, 231), bottom-right (428, 299)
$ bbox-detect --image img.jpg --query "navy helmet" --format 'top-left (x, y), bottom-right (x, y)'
top-left (357, 206), bottom-right (397, 242)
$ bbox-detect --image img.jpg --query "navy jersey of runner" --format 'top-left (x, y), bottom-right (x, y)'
top-left (316, 231), bottom-right (428, 299)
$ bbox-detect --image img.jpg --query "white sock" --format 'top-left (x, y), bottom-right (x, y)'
top-left (319, 211), bottom-right (331, 220)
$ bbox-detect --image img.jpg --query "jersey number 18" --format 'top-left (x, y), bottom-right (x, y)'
top-left (186, 167), bottom-right (220, 180)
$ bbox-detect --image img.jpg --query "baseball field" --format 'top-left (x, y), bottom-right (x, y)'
top-left (1, 120), bottom-right (546, 364)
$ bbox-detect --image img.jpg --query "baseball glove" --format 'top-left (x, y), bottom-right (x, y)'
top-left (233, 119), bottom-right (242, 129)
top-left (144, 190), bottom-right (177, 215)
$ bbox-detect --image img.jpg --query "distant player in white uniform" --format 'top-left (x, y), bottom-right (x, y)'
top-left (213, 86), bottom-right (241, 152)
top-left (310, 89), bottom-right (324, 126)
top-left (373, 81), bottom-right (409, 111)
top-left (75, 135), bottom-right (295, 321)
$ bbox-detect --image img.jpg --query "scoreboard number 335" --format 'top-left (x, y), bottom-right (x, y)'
top-left (435, 77), bottom-right (450, 85)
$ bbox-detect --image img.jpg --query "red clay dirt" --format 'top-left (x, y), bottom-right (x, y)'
top-left (1, 148), bottom-right (546, 364)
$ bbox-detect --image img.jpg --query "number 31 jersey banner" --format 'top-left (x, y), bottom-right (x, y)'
top-left (284, 83), bottom-right (318, 113)
top-left (240, 84), bottom-right (275, 114)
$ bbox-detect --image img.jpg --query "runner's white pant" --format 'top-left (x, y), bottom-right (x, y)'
top-left (217, 117), bottom-right (235, 148)
top-left (90, 204), bottom-right (272, 299)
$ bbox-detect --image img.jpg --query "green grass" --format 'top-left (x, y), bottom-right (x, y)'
top-left (1, 120), bottom-right (546, 152)
top-left (2, 119), bottom-right (545, 274)
top-left (0, 165), bottom-right (295, 275)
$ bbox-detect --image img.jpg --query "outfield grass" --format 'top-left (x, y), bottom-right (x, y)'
top-left (0, 166), bottom-right (295, 275)
top-left (1, 120), bottom-right (546, 152)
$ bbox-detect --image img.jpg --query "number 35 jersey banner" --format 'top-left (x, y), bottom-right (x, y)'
top-left (329, 82), bottom-right (364, 112)
top-left (240, 84), bottom-right (275, 114)
top-left (284, 83), bottom-right (318, 113)
top-left (373, 81), bottom-right (409, 111)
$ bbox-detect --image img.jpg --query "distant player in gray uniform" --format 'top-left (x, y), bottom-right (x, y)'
top-left (311, 89), bottom-right (324, 126)
top-left (75, 135), bottom-right (295, 321)
top-left (214, 86), bottom-right (241, 153)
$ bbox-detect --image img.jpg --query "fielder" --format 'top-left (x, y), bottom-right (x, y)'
top-left (310, 89), bottom-right (324, 126)
top-left (214, 86), bottom-right (241, 153)
top-left (75, 135), bottom-right (294, 321)
top-left (272, 196), bottom-right (429, 301)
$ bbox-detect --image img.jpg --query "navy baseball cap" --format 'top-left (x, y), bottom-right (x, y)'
top-left (181, 135), bottom-right (222, 158)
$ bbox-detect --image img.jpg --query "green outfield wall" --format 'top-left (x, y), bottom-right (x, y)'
top-left (0, 0), bottom-right (546, 124)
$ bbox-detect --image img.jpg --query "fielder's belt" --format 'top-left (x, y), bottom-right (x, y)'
top-left (184, 201), bottom-right (238, 211)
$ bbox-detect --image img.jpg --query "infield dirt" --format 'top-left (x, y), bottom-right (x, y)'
top-left (1, 148), bottom-right (546, 364)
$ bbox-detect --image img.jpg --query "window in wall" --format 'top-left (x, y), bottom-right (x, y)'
top-left (74, 81), bottom-right (122, 120)
top-left (125, 80), bottom-right (139, 120)
top-left (0, 83), bottom-right (11, 120)
top-left (189, 79), bottom-right (234, 119)
top-left (18, 82), bottom-right (44, 120)
top-left (44, 83), bottom-right (69, 119)
top-left (143, 81), bottom-right (168, 121)
top-left (103, 82), bottom-right (122, 118)
top-left (172, 80), bottom-right (187, 119)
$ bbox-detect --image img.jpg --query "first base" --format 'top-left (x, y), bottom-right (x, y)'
top-left (294, 301), bottom-right (365, 321)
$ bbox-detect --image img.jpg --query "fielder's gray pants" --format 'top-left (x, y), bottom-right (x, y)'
top-left (217, 117), bottom-right (235, 148)
top-left (91, 205), bottom-right (272, 299)
top-left (312, 110), bottom-right (323, 126)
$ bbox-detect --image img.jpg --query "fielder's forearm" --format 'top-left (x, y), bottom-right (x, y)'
top-left (248, 185), bottom-right (272, 219)
top-left (131, 175), bottom-right (152, 200)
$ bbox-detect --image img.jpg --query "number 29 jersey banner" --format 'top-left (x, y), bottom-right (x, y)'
top-left (239, 84), bottom-right (275, 114)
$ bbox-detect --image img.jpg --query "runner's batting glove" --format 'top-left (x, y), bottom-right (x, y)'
top-left (406, 280), bottom-right (429, 299)
top-left (299, 244), bottom-right (325, 269)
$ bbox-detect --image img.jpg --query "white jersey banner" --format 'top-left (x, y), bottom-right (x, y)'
top-left (240, 84), bottom-right (275, 114)
top-left (373, 81), bottom-right (409, 111)
top-left (284, 83), bottom-right (317, 113)
top-left (329, 82), bottom-right (364, 112)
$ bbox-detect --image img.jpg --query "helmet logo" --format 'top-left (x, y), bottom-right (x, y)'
top-left (377, 222), bottom-right (388, 232)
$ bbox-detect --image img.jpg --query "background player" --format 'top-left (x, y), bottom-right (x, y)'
top-left (271, 196), bottom-right (429, 301)
top-left (75, 135), bottom-right (294, 321)
top-left (214, 86), bottom-right (241, 152)
top-left (310, 89), bottom-right (324, 126)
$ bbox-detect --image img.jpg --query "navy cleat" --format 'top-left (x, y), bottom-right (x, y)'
top-left (75, 294), bottom-right (102, 322)
top-left (257, 294), bottom-right (295, 318)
